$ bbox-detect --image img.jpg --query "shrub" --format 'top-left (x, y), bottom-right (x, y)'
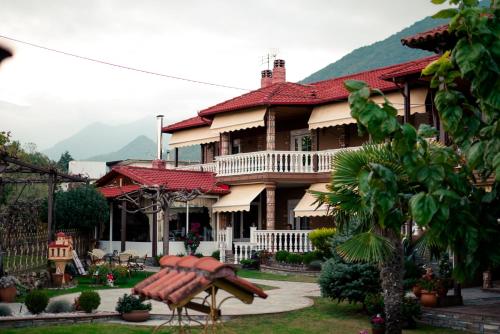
top-left (364, 293), bottom-right (384, 316)
top-left (194, 253), bottom-right (204, 258)
top-left (47, 300), bottom-right (73, 313)
top-left (307, 259), bottom-right (323, 271)
top-left (240, 259), bottom-right (259, 269)
top-left (115, 294), bottom-right (152, 314)
top-left (319, 258), bottom-right (380, 305)
top-left (112, 266), bottom-right (129, 285)
top-left (0, 305), bottom-right (12, 317)
top-left (285, 253), bottom-right (304, 264)
top-left (78, 290), bottom-right (101, 313)
top-left (211, 250), bottom-right (220, 261)
top-left (303, 250), bottom-right (322, 265)
top-left (89, 264), bottom-right (113, 284)
top-left (275, 250), bottom-right (290, 262)
top-left (25, 290), bottom-right (49, 314)
top-left (308, 228), bottom-right (336, 258)
top-left (256, 250), bottom-right (272, 265)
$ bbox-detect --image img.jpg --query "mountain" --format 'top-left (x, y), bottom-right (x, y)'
top-left (86, 135), bottom-right (157, 161)
top-left (301, 17), bottom-right (448, 83)
top-left (42, 116), bottom-right (160, 160)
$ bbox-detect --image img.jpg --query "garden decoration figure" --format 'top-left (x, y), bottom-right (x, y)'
top-left (106, 273), bottom-right (114, 287)
top-left (48, 232), bottom-right (73, 285)
top-left (133, 255), bottom-right (268, 334)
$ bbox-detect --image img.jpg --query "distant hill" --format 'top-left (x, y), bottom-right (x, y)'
top-left (301, 16), bottom-right (448, 83)
top-left (42, 116), bottom-right (161, 160)
top-left (86, 135), bottom-right (157, 161)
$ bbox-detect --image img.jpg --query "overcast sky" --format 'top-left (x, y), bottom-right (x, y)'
top-left (0, 0), bottom-right (447, 150)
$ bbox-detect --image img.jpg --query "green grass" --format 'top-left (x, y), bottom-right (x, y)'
top-left (16, 271), bottom-right (154, 302)
top-left (237, 269), bottom-right (318, 283)
top-left (2, 298), bottom-right (467, 334)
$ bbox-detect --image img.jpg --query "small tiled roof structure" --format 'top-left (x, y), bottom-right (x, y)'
top-left (133, 255), bottom-right (267, 309)
top-left (162, 115), bottom-right (212, 133)
top-left (401, 24), bottom-right (455, 52)
top-left (95, 166), bottom-right (229, 198)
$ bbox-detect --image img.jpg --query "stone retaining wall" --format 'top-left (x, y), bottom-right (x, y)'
top-left (0, 312), bottom-right (120, 329)
top-left (260, 264), bottom-right (320, 277)
top-left (420, 308), bottom-right (500, 333)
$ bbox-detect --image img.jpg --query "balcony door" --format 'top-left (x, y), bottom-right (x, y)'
top-left (290, 129), bottom-right (312, 151)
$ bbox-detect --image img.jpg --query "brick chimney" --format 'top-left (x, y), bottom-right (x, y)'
top-left (261, 69), bottom-right (273, 88)
top-left (271, 59), bottom-right (286, 84)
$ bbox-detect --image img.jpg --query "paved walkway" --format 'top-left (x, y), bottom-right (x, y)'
top-left (51, 278), bottom-right (321, 317)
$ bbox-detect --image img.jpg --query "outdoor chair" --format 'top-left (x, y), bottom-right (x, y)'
top-left (88, 248), bottom-right (106, 265)
top-left (118, 252), bottom-right (133, 277)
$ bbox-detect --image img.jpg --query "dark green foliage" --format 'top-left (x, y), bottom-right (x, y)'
top-left (25, 290), bottom-right (49, 314)
top-left (285, 253), bottom-right (304, 264)
top-left (115, 294), bottom-right (151, 314)
top-left (88, 264), bottom-right (129, 285)
top-left (308, 228), bottom-right (336, 258)
top-left (275, 250), bottom-right (290, 262)
top-left (303, 251), bottom-right (323, 265)
top-left (47, 300), bottom-right (73, 313)
top-left (211, 250), bottom-right (220, 261)
top-left (239, 259), bottom-right (259, 269)
top-left (78, 290), bottom-right (101, 313)
top-left (364, 293), bottom-right (384, 316)
top-left (307, 260), bottom-right (323, 271)
top-left (438, 254), bottom-right (453, 278)
top-left (56, 151), bottom-right (73, 173)
top-left (194, 253), bottom-right (203, 258)
top-left (319, 257), bottom-right (380, 305)
top-left (0, 304), bottom-right (12, 317)
top-left (41, 185), bottom-right (109, 231)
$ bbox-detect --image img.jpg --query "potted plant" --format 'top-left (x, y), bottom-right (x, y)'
top-left (116, 293), bottom-right (152, 322)
top-left (419, 279), bottom-right (438, 307)
top-left (0, 276), bottom-right (20, 303)
top-left (370, 314), bottom-right (385, 334)
top-left (183, 232), bottom-right (201, 255)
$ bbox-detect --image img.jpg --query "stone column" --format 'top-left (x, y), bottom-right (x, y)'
top-left (266, 109), bottom-right (275, 151)
top-left (221, 133), bottom-right (230, 156)
top-left (266, 184), bottom-right (276, 230)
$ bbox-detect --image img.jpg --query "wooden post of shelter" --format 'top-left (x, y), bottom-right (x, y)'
top-left (163, 205), bottom-right (170, 256)
top-left (152, 204), bottom-right (158, 257)
top-left (121, 200), bottom-right (127, 252)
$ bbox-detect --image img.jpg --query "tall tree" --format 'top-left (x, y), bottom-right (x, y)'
top-left (56, 151), bottom-right (73, 173)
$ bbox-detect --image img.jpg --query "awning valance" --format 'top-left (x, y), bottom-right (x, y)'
top-left (308, 88), bottom-right (428, 130)
top-left (294, 183), bottom-right (330, 217)
top-left (210, 107), bottom-right (266, 134)
top-left (168, 126), bottom-right (219, 149)
top-left (212, 184), bottom-right (265, 213)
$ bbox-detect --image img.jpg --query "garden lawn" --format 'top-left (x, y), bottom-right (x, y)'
top-left (2, 298), bottom-right (467, 334)
top-left (16, 271), bottom-right (154, 302)
top-left (237, 269), bottom-right (318, 283)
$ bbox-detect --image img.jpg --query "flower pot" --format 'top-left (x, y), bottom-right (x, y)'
top-left (372, 327), bottom-right (385, 334)
top-left (436, 286), bottom-right (448, 298)
top-left (121, 310), bottom-right (150, 322)
top-left (420, 291), bottom-right (438, 307)
top-left (0, 286), bottom-right (17, 303)
top-left (412, 285), bottom-right (422, 298)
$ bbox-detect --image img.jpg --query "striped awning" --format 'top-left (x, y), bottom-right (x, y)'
top-left (210, 108), bottom-right (266, 134)
top-left (168, 126), bottom-right (219, 149)
top-left (212, 184), bottom-right (265, 213)
top-left (293, 183), bottom-right (330, 217)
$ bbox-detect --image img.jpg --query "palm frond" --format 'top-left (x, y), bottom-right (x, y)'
top-left (336, 231), bottom-right (394, 263)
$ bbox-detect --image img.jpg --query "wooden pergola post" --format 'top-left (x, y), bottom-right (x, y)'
top-left (47, 172), bottom-right (56, 242)
top-left (120, 200), bottom-right (127, 252)
top-left (152, 204), bottom-right (158, 257)
top-left (163, 206), bottom-right (170, 256)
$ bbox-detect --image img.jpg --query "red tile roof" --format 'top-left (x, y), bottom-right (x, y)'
top-left (401, 24), bottom-right (453, 52)
top-left (96, 166), bottom-right (229, 195)
top-left (379, 55), bottom-right (439, 80)
top-left (133, 255), bottom-right (267, 307)
top-left (98, 184), bottom-right (141, 198)
top-left (197, 56), bottom-right (437, 118)
top-left (162, 115), bottom-right (212, 133)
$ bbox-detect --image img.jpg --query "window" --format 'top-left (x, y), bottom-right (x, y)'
top-left (231, 139), bottom-right (241, 154)
top-left (290, 129), bottom-right (312, 151)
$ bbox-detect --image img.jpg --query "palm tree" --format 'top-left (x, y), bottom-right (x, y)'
top-left (315, 144), bottom-right (411, 334)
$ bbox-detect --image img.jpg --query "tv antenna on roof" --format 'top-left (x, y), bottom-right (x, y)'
top-left (261, 49), bottom-right (278, 70)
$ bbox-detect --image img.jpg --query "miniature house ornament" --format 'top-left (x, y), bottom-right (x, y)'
top-left (48, 232), bottom-right (74, 285)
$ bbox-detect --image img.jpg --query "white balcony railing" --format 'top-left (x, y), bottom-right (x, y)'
top-left (173, 148), bottom-right (358, 177)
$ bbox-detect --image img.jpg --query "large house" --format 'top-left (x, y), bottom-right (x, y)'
top-left (97, 25), bottom-right (453, 262)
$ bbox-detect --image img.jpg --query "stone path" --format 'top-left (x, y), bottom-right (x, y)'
top-left (51, 278), bottom-right (321, 317)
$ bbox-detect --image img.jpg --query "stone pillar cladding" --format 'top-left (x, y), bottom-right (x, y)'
top-left (220, 133), bottom-right (230, 155)
top-left (271, 59), bottom-right (286, 84)
top-left (266, 109), bottom-right (276, 151)
top-left (152, 159), bottom-right (166, 169)
top-left (266, 184), bottom-right (276, 230)
top-left (261, 69), bottom-right (273, 88)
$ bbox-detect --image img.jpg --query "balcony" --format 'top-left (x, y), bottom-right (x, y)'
top-left (173, 148), bottom-right (356, 176)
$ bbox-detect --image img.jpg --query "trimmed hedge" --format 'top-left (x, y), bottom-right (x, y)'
top-left (25, 290), bottom-right (49, 314)
top-left (78, 290), bottom-right (101, 313)
top-left (308, 228), bottom-right (336, 258)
